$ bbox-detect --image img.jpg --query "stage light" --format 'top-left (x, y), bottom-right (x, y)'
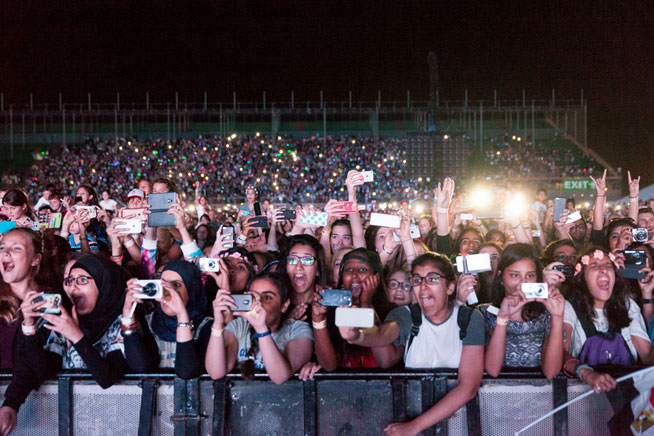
top-left (470, 188), bottom-right (490, 208)
top-left (505, 192), bottom-right (526, 217)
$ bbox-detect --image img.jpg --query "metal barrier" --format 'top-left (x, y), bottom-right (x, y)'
top-left (0, 370), bottom-right (620, 436)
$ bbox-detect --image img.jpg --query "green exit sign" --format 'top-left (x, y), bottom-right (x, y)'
top-left (562, 180), bottom-right (596, 190)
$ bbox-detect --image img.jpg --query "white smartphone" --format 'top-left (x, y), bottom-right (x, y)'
top-left (567, 211), bottom-right (582, 223)
top-left (460, 213), bottom-right (474, 221)
top-left (361, 171), bottom-right (374, 182)
top-left (114, 218), bottom-right (142, 234)
top-left (335, 307), bottom-right (375, 328)
top-left (370, 213), bottom-right (401, 229)
top-left (456, 253), bottom-right (492, 274)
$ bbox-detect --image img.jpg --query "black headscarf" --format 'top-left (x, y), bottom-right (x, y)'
top-left (71, 255), bottom-right (129, 343)
top-left (337, 248), bottom-right (394, 319)
top-left (150, 260), bottom-right (207, 342)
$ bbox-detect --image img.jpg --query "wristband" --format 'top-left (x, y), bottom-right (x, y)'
top-left (575, 363), bottom-right (593, 380)
top-left (120, 316), bottom-right (135, 327)
top-left (123, 238), bottom-right (136, 248)
top-left (437, 207), bottom-right (448, 214)
top-left (120, 321), bottom-right (138, 331)
top-left (563, 358), bottom-right (580, 378)
top-left (253, 330), bottom-right (272, 339)
top-left (111, 254), bottom-right (123, 263)
top-left (596, 194), bottom-right (605, 198)
top-left (496, 317), bottom-right (509, 326)
top-left (177, 321), bottom-right (194, 330)
top-left (211, 327), bottom-right (224, 337)
top-left (21, 323), bottom-right (37, 336)
top-left (79, 237), bottom-right (89, 241)
top-left (629, 196), bottom-right (637, 200)
top-left (643, 298), bottom-right (654, 305)
top-left (312, 320), bottom-right (327, 330)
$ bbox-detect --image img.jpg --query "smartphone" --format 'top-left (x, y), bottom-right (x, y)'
top-left (247, 216), bottom-right (268, 228)
top-left (531, 230), bottom-right (541, 238)
top-left (254, 202), bottom-right (262, 216)
top-left (299, 211), bottom-right (328, 227)
top-left (553, 198), bottom-right (566, 223)
top-left (147, 193), bottom-right (177, 227)
top-left (456, 253), bottom-right (492, 274)
top-left (460, 213), bottom-right (474, 221)
top-left (76, 206), bottom-right (97, 220)
top-left (335, 307), bottom-right (375, 328)
top-left (281, 209), bottom-right (297, 220)
top-left (361, 171), bottom-right (374, 182)
top-left (567, 211), bottom-right (582, 223)
top-left (230, 294), bottom-right (253, 312)
top-left (370, 213), bottom-right (401, 229)
top-left (222, 225), bottom-right (235, 249)
top-left (114, 218), bottom-right (142, 234)
top-left (521, 283), bottom-right (549, 299)
top-left (32, 293), bottom-right (62, 314)
top-left (329, 201), bottom-right (358, 214)
top-left (0, 221), bottom-right (17, 234)
top-left (121, 208), bottom-right (148, 221)
top-left (319, 289), bottom-right (352, 307)
top-left (622, 250), bottom-right (646, 280)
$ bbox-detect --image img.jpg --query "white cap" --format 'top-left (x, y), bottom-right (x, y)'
top-left (126, 188), bottom-right (145, 200)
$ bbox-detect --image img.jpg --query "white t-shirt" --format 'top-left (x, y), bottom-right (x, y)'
top-left (404, 305), bottom-right (484, 369)
top-left (100, 199), bottom-right (118, 211)
top-left (563, 298), bottom-right (649, 361)
top-left (34, 197), bottom-right (50, 211)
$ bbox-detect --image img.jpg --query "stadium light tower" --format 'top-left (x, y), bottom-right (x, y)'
top-left (427, 52), bottom-right (438, 132)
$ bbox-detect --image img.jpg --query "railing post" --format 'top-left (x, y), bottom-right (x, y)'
top-left (173, 377), bottom-right (187, 436)
top-left (391, 378), bottom-right (406, 423)
top-left (465, 395), bottom-right (482, 436)
top-left (553, 376), bottom-right (568, 436)
top-left (58, 376), bottom-right (72, 436)
top-left (212, 379), bottom-right (227, 436)
top-left (138, 378), bottom-right (159, 436)
top-left (173, 378), bottom-right (201, 436)
top-left (433, 376), bottom-right (448, 435)
top-left (303, 378), bottom-right (317, 436)
top-left (421, 375), bottom-right (435, 436)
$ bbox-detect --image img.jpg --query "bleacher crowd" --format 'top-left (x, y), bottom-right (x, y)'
top-left (0, 134), bottom-right (651, 435)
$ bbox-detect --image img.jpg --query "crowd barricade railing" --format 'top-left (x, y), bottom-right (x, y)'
top-left (0, 367), bottom-right (635, 436)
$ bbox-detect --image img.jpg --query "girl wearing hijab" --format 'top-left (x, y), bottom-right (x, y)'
top-left (123, 260), bottom-right (210, 378)
top-left (41, 255), bottom-right (153, 386)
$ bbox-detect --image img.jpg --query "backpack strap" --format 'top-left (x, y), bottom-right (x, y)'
top-left (404, 304), bottom-right (423, 358)
top-left (569, 300), bottom-right (599, 339)
top-left (457, 305), bottom-right (474, 341)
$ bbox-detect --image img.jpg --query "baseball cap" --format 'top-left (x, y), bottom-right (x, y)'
top-left (126, 188), bottom-right (145, 200)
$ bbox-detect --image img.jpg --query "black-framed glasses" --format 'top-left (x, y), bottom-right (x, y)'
top-left (287, 255), bottom-right (316, 266)
top-left (388, 280), bottom-right (411, 291)
top-left (555, 254), bottom-right (577, 264)
top-left (410, 273), bottom-right (441, 286)
top-left (64, 275), bottom-right (93, 287)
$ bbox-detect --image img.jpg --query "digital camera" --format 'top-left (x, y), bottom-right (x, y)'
top-left (633, 227), bottom-right (649, 243)
top-left (521, 283), bottom-right (548, 299)
top-left (135, 280), bottom-right (163, 299)
top-left (198, 258), bottom-right (221, 272)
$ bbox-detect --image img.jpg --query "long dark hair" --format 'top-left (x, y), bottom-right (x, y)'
top-left (567, 247), bottom-right (631, 332)
top-left (78, 185), bottom-right (99, 206)
top-left (279, 234), bottom-right (328, 289)
top-left (452, 227), bottom-right (484, 255)
top-left (490, 243), bottom-right (545, 321)
top-left (3, 189), bottom-right (33, 219)
top-left (240, 272), bottom-right (290, 380)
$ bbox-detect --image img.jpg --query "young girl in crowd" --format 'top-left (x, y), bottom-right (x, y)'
top-left (205, 272), bottom-right (313, 384)
top-left (562, 247), bottom-right (654, 394)
top-left (2, 190), bottom-right (35, 229)
top-left (123, 260), bottom-right (209, 377)
top-left (479, 243), bottom-right (565, 378)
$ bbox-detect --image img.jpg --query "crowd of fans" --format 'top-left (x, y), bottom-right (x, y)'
top-left (0, 138), bottom-right (649, 435)
top-left (472, 134), bottom-right (604, 181)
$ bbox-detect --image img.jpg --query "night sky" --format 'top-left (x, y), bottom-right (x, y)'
top-left (2, 1), bottom-right (653, 185)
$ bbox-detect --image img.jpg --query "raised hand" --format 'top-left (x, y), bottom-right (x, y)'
top-left (589, 169), bottom-right (607, 196)
top-left (628, 171), bottom-right (640, 199)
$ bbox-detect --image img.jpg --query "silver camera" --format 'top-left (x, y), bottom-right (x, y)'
top-left (521, 283), bottom-right (548, 299)
top-left (135, 280), bottom-right (163, 299)
top-left (198, 258), bottom-right (221, 272)
top-left (633, 227), bottom-right (649, 243)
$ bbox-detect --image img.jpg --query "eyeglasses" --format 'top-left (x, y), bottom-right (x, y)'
top-left (388, 280), bottom-right (411, 291)
top-left (64, 275), bottom-right (93, 287)
top-left (555, 254), bottom-right (577, 264)
top-left (287, 255), bottom-right (316, 266)
top-left (410, 273), bottom-right (441, 287)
